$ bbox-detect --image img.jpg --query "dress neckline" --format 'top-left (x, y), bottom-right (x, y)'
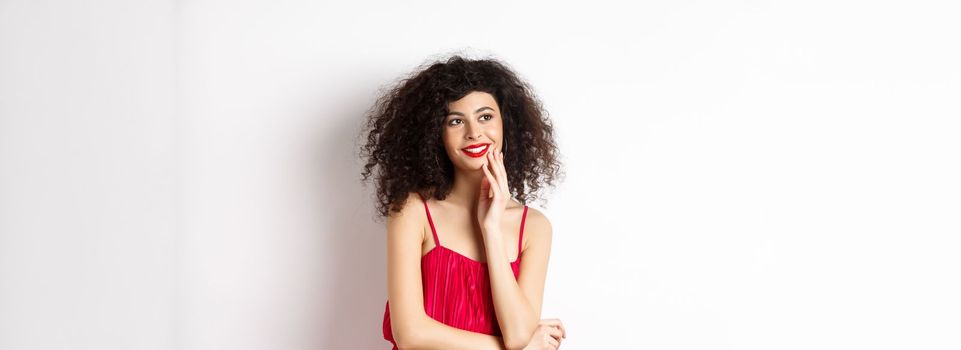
top-left (417, 193), bottom-right (526, 267)
top-left (422, 245), bottom-right (520, 265)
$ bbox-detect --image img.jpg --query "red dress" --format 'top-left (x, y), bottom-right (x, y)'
top-left (383, 193), bottom-right (528, 349)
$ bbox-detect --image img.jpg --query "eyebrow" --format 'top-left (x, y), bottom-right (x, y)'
top-left (447, 106), bottom-right (494, 118)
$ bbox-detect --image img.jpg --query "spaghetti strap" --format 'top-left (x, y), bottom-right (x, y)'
top-left (417, 193), bottom-right (441, 247)
top-left (383, 200), bottom-right (527, 346)
top-left (518, 206), bottom-right (528, 261)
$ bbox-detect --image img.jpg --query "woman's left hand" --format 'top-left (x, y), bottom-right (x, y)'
top-left (477, 144), bottom-right (509, 236)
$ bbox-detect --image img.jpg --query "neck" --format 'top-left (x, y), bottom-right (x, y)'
top-left (445, 166), bottom-right (485, 211)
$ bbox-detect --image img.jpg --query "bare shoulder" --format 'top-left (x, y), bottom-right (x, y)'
top-left (386, 192), bottom-right (427, 242)
top-left (386, 191), bottom-right (423, 219)
top-left (521, 206), bottom-right (553, 248)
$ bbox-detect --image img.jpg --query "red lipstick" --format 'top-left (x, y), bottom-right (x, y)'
top-left (461, 143), bottom-right (491, 158)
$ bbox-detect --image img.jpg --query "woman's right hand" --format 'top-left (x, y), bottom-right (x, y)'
top-left (522, 319), bottom-right (566, 350)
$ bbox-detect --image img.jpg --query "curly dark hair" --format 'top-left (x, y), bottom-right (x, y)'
top-left (358, 54), bottom-right (564, 219)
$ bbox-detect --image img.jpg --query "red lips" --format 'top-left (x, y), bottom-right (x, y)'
top-left (461, 143), bottom-right (491, 158)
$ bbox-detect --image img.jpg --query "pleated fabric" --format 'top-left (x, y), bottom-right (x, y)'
top-left (383, 193), bottom-right (528, 349)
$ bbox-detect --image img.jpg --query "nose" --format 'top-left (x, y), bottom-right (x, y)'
top-left (465, 123), bottom-right (482, 140)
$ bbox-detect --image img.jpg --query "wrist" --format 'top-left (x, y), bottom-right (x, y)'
top-left (482, 227), bottom-right (503, 238)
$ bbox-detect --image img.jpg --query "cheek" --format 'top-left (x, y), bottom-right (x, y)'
top-left (441, 130), bottom-right (458, 154)
top-left (491, 121), bottom-right (504, 140)
top-left (443, 125), bottom-right (461, 139)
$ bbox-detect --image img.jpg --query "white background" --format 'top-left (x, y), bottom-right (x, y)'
top-left (1, 0), bottom-right (959, 349)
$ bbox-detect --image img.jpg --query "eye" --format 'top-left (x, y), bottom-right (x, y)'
top-left (448, 118), bottom-right (462, 126)
top-left (480, 114), bottom-right (493, 121)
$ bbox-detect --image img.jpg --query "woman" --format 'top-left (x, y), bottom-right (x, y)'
top-left (360, 55), bottom-right (566, 349)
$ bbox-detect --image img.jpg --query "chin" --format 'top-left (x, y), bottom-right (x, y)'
top-left (450, 160), bottom-right (484, 173)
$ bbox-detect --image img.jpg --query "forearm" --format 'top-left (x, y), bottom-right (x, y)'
top-left (483, 230), bottom-right (538, 349)
top-left (400, 315), bottom-right (506, 350)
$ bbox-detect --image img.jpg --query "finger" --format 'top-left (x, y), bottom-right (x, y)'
top-left (485, 147), bottom-right (502, 194)
top-left (480, 160), bottom-right (497, 199)
top-left (482, 172), bottom-right (493, 199)
top-left (478, 169), bottom-right (488, 188)
top-left (496, 145), bottom-right (507, 190)
top-left (546, 326), bottom-right (563, 340)
top-left (548, 336), bottom-right (560, 347)
top-left (539, 319), bottom-right (565, 338)
top-left (495, 146), bottom-right (509, 194)
top-left (540, 332), bottom-right (558, 350)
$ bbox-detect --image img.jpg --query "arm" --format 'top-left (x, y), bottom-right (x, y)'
top-left (387, 192), bottom-right (507, 350)
top-left (484, 208), bottom-right (552, 350)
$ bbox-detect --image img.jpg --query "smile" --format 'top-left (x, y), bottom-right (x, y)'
top-left (461, 143), bottom-right (491, 158)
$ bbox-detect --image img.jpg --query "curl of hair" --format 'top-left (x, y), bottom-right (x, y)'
top-left (359, 54), bottom-right (564, 219)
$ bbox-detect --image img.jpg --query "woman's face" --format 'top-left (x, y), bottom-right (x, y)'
top-left (442, 91), bottom-right (504, 172)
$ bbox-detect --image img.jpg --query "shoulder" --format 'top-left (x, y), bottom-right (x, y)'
top-left (521, 206), bottom-right (552, 246)
top-left (387, 191), bottom-right (426, 217)
top-left (386, 192), bottom-right (427, 241)
top-left (523, 207), bottom-right (552, 234)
